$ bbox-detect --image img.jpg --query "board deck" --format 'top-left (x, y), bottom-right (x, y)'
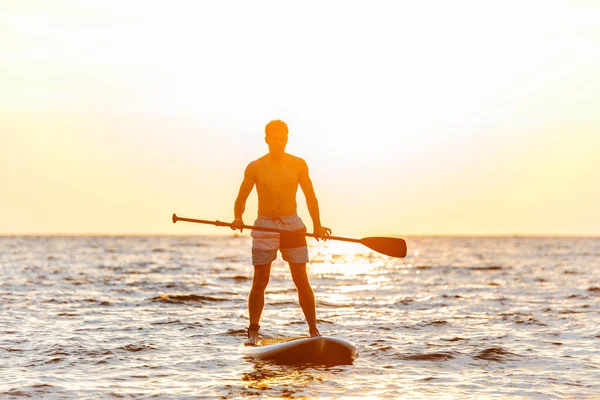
top-left (240, 336), bottom-right (357, 365)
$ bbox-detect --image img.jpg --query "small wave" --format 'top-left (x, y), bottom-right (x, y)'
top-left (268, 288), bottom-right (296, 294)
top-left (214, 255), bottom-right (239, 261)
top-left (2, 384), bottom-right (58, 397)
top-left (270, 300), bottom-right (297, 307)
top-left (316, 319), bottom-right (334, 324)
top-left (82, 299), bottom-right (112, 306)
top-left (441, 337), bottom-right (466, 342)
top-left (86, 350), bottom-right (114, 357)
top-left (1, 347), bottom-right (24, 352)
top-left (118, 344), bottom-right (156, 352)
top-left (317, 300), bottom-right (353, 308)
top-left (151, 319), bottom-right (182, 325)
top-left (98, 264), bottom-right (123, 271)
top-left (286, 319), bottom-right (333, 325)
top-left (418, 320), bottom-right (448, 328)
top-left (442, 294), bottom-right (463, 299)
top-left (181, 323), bottom-right (204, 330)
top-left (149, 268), bottom-right (168, 275)
top-left (226, 328), bottom-right (247, 336)
top-left (217, 291), bottom-right (239, 296)
top-left (500, 312), bottom-right (548, 324)
top-left (499, 312), bottom-right (527, 317)
top-left (399, 352), bottom-right (456, 361)
top-left (128, 261), bottom-right (156, 268)
top-left (468, 266), bottom-right (503, 271)
top-left (563, 270), bottom-right (579, 274)
top-left (473, 347), bottom-right (519, 362)
top-left (42, 298), bottom-right (69, 304)
top-left (515, 317), bottom-right (547, 326)
top-left (225, 275), bottom-right (251, 282)
top-left (150, 294), bottom-right (229, 304)
top-left (33, 384), bottom-right (57, 389)
top-left (42, 345), bottom-right (71, 357)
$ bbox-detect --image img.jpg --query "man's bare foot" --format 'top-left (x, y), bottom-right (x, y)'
top-left (309, 327), bottom-right (321, 337)
top-left (245, 324), bottom-right (260, 346)
top-left (244, 331), bottom-right (259, 346)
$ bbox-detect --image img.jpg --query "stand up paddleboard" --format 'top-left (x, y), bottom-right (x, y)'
top-left (240, 336), bottom-right (357, 365)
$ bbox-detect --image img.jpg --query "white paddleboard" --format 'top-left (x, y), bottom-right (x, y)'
top-left (240, 336), bottom-right (357, 364)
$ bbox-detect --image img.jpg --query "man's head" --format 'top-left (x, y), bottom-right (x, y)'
top-left (265, 119), bottom-right (288, 155)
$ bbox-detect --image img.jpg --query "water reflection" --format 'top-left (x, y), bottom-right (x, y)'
top-left (241, 358), bottom-right (351, 395)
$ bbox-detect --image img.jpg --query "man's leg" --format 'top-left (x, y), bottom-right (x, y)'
top-left (246, 263), bottom-right (271, 345)
top-left (289, 262), bottom-right (321, 337)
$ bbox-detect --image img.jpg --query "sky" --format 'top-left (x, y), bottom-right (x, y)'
top-left (2, 0), bottom-right (600, 236)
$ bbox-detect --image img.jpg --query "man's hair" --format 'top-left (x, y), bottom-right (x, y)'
top-left (265, 120), bottom-right (288, 136)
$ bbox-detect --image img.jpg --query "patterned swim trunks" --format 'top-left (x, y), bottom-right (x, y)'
top-left (251, 214), bottom-right (309, 265)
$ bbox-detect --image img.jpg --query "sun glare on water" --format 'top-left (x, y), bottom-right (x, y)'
top-left (308, 241), bottom-right (383, 275)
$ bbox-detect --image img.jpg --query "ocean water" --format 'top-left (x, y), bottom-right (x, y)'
top-left (1, 235), bottom-right (599, 399)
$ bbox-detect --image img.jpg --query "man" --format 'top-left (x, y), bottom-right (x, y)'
top-left (231, 119), bottom-right (331, 346)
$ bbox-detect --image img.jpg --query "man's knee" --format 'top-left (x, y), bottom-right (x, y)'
top-left (252, 264), bottom-right (271, 291)
top-left (252, 277), bottom-right (270, 291)
top-left (289, 263), bottom-right (310, 288)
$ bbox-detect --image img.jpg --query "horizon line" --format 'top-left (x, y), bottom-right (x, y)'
top-left (1, 233), bottom-right (599, 238)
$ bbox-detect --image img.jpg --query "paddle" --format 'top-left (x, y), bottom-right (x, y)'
top-left (172, 214), bottom-right (407, 258)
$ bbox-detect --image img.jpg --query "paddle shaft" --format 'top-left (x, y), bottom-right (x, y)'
top-left (173, 214), bottom-right (360, 243)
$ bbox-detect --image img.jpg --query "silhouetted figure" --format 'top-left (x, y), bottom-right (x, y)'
top-left (231, 120), bottom-right (331, 345)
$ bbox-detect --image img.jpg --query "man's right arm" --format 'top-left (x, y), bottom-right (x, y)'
top-left (232, 162), bottom-right (256, 232)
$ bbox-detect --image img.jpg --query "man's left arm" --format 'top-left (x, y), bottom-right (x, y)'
top-left (299, 159), bottom-right (331, 240)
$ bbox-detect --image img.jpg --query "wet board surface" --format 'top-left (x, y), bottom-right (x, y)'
top-left (240, 336), bottom-right (357, 365)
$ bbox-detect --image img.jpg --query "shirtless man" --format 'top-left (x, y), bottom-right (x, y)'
top-left (231, 119), bottom-right (331, 346)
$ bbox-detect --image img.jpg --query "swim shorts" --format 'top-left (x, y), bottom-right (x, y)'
top-left (251, 214), bottom-right (309, 265)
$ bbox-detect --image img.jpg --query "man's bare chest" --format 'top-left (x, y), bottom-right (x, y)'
top-left (256, 166), bottom-right (299, 189)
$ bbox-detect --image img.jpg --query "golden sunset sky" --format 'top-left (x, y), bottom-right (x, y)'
top-left (2, 1), bottom-right (599, 236)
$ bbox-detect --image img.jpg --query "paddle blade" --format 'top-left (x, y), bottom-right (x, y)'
top-left (359, 237), bottom-right (407, 258)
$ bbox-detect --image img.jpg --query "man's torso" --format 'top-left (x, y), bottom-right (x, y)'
top-left (252, 153), bottom-right (303, 217)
